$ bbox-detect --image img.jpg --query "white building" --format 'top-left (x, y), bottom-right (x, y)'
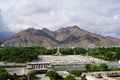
top-left (27, 62), bottom-right (51, 70)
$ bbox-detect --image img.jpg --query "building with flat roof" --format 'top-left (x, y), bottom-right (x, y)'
top-left (82, 71), bottom-right (120, 80)
top-left (27, 62), bottom-right (51, 70)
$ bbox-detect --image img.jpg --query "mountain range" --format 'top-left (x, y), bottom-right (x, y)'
top-left (1, 26), bottom-right (120, 47)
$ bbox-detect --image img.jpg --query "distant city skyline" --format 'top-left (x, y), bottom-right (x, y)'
top-left (0, 0), bottom-right (120, 38)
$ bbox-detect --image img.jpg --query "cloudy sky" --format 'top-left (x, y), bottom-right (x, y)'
top-left (0, 0), bottom-right (120, 38)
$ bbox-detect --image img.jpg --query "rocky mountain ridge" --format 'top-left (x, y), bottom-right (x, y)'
top-left (1, 26), bottom-right (120, 47)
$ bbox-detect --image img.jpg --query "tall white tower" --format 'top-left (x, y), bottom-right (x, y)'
top-left (55, 46), bottom-right (62, 56)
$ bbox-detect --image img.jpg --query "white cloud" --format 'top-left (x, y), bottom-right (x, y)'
top-left (0, 0), bottom-right (120, 38)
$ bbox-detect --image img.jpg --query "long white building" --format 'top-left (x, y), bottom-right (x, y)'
top-left (27, 62), bottom-right (51, 70)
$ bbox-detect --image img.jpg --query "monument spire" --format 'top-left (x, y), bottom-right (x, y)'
top-left (55, 46), bottom-right (62, 56)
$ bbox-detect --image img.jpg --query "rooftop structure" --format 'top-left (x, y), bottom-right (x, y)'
top-left (82, 71), bottom-right (120, 80)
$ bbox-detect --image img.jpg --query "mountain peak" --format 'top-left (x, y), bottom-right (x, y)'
top-left (26, 28), bottom-right (36, 31)
top-left (56, 25), bottom-right (84, 33)
top-left (70, 25), bottom-right (85, 31)
top-left (71, 25), bottom-right (80, 29)
top-left (41, 28), bottom-right (50, 32)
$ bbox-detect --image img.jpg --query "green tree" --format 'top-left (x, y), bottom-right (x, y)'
top-left (0, 68), bottom-right (6, 72)
top-left (105, 52), bottom-right (113, 61)
top-left (64, 75), bottom-right (75, 80)
top-left (99, 63), bottom-right (108, 71)
top-left (0, 68), bottom-right (13, 80)
top-left (85, 64), bottom-right (91, 71)
top-left (69, 70), bottom-right (82, 77)
top-left (27, 70), bottom-right (36, 77)
top-left (90, 64), bottom-right (98, 71)
top-left (46, 70), bottom-right (63, 80)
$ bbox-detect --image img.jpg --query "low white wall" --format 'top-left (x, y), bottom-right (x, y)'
top-left (86, 75), bottom-right (101, 80)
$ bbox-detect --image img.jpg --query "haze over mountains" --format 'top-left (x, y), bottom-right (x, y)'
top-left (0, 10), bottom-right (14, 41)
top-left (0, 31), bottom-right (14, 41)
top-left (1, 26), bottom-right (120, 47)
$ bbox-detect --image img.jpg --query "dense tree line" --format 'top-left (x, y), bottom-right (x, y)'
top-left (0, 46), bottom-right (120, 63)
top-left (88, 47), bottom-right (120, 61)
top-left (0, 46), bottom-right (45, 63)
top-left (0, 46), bottom-right (86, 63)
top-left (85, 63), bottom-right (108, 72)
